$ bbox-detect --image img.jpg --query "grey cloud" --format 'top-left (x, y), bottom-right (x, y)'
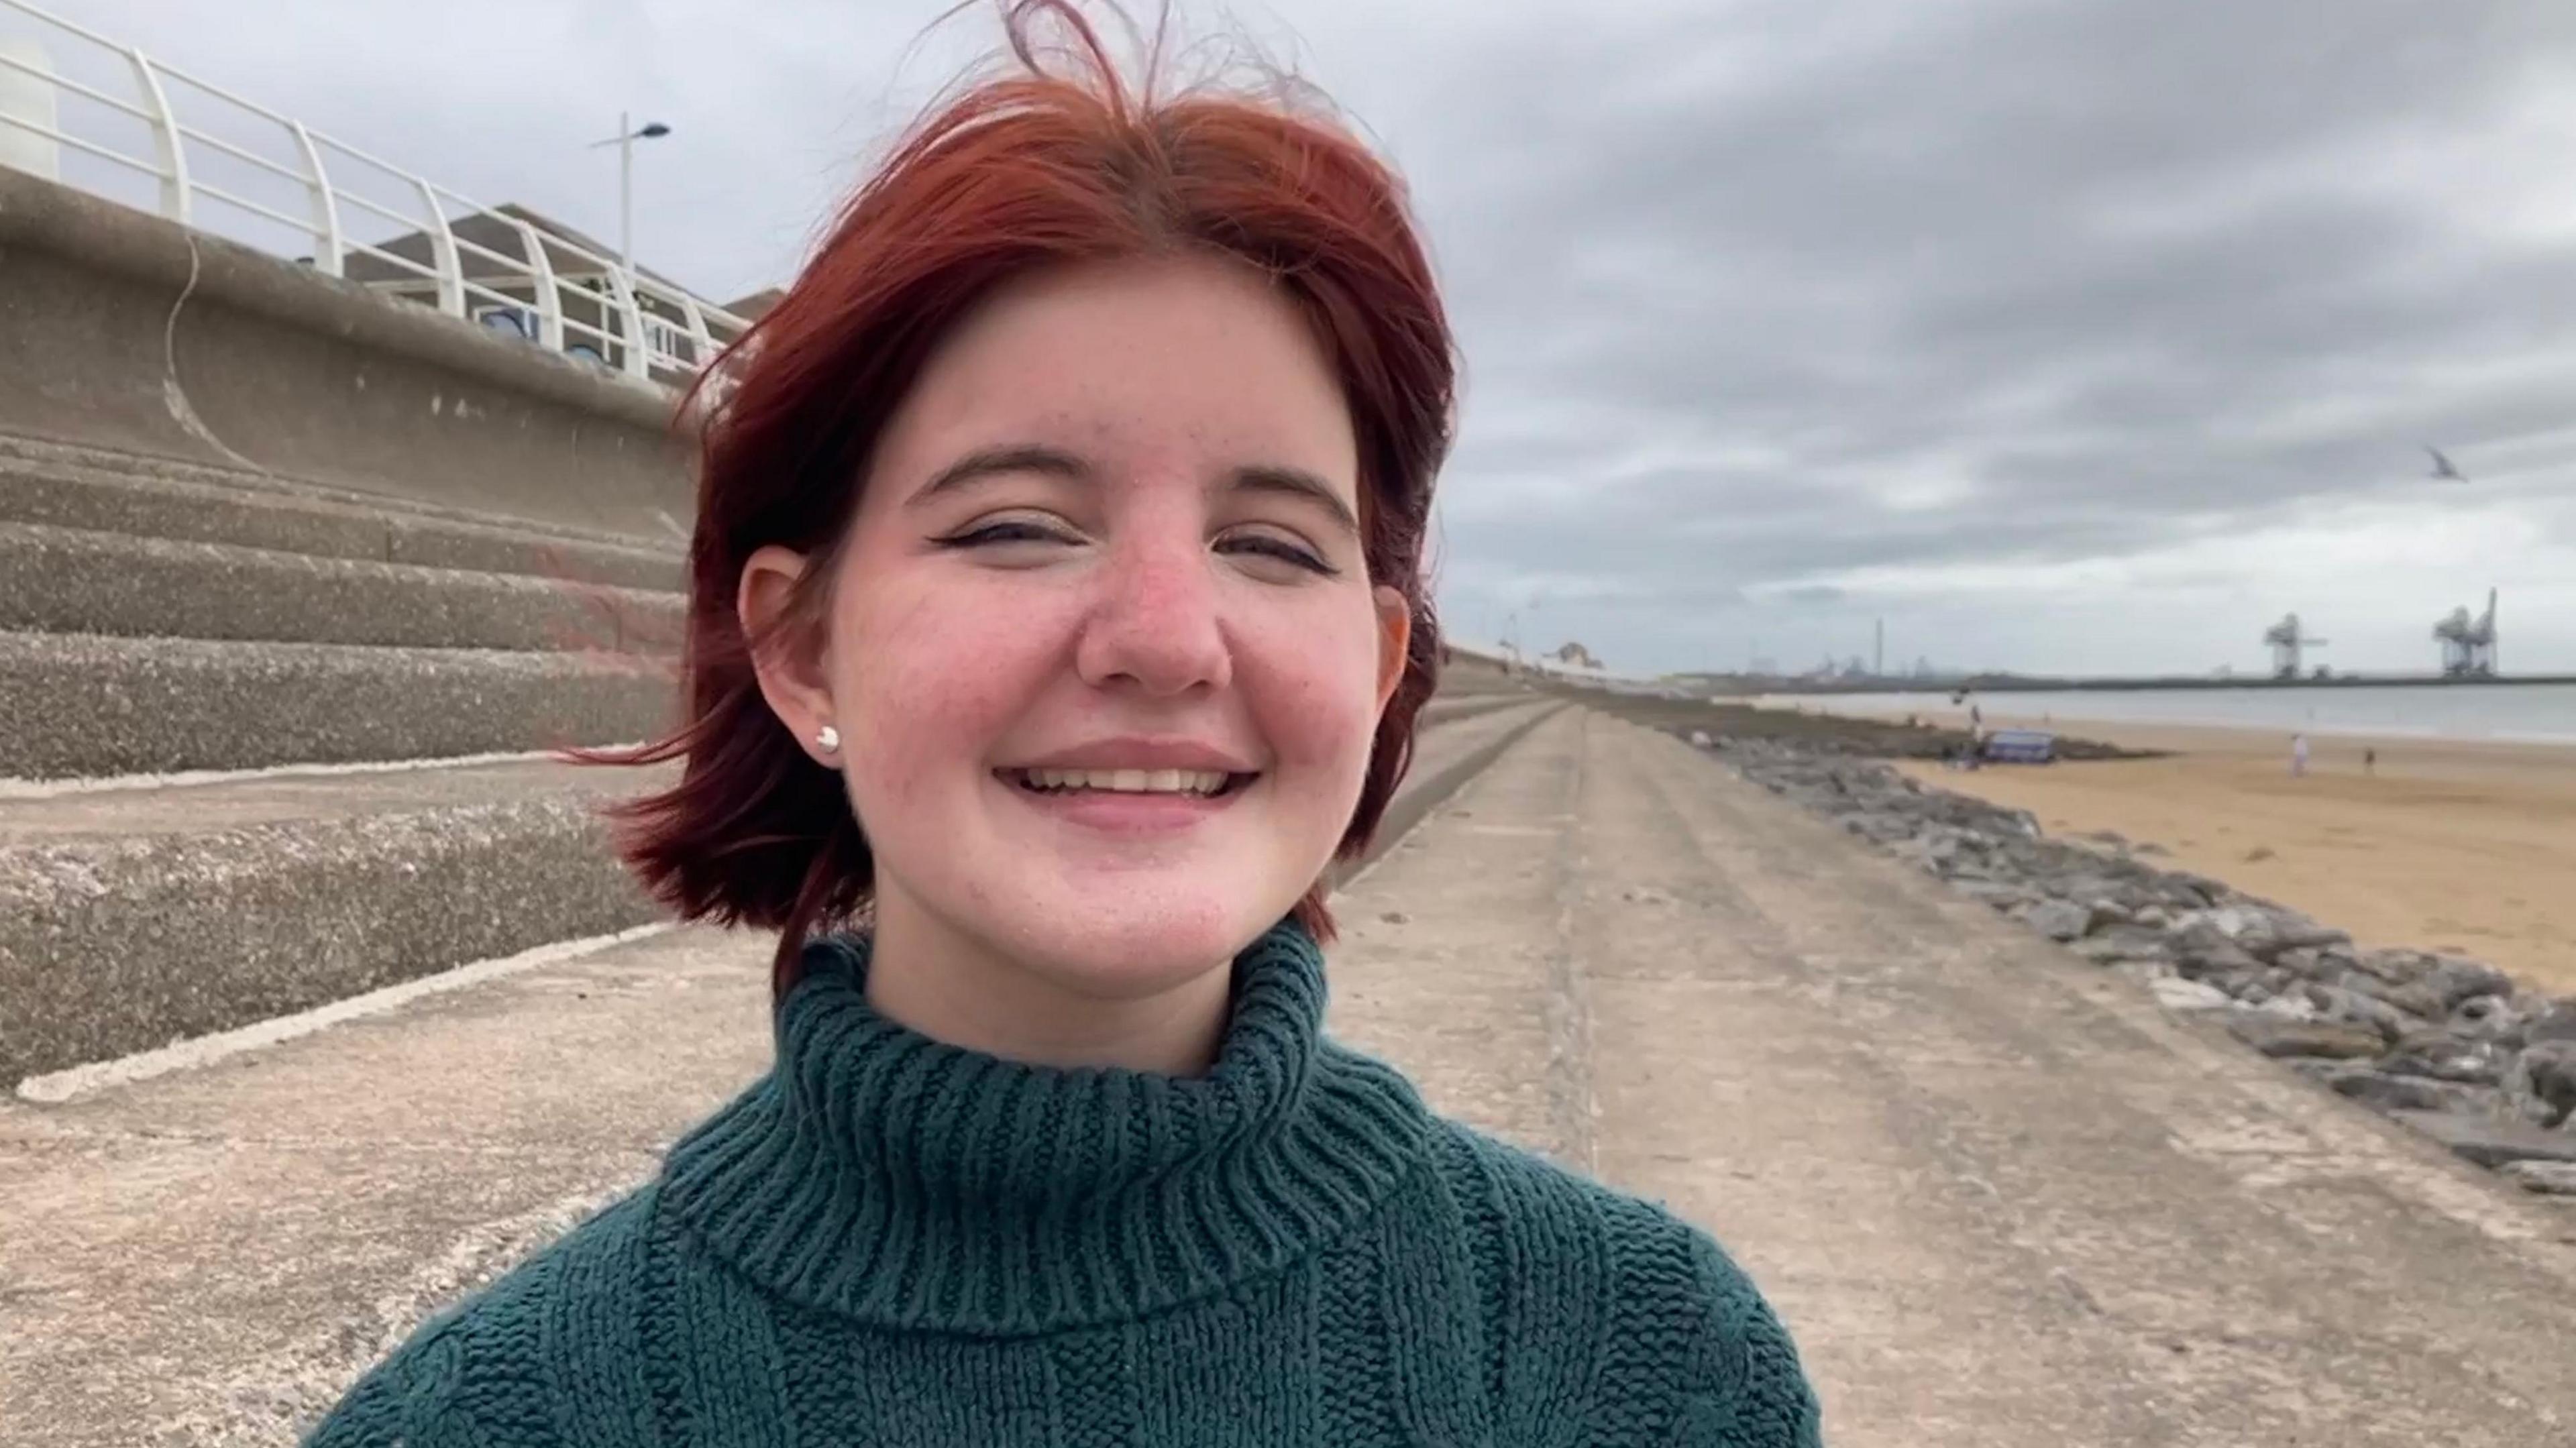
top-left (45, 0), bottom-right (2576, 673)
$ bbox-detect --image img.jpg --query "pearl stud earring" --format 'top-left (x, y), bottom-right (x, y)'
top-left (814, 724), bottom-right (841, 753)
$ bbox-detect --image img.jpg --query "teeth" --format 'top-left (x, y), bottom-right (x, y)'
top-left (1023, 768), bottom-right (1232, 795)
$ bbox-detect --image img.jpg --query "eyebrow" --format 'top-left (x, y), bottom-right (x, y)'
top-left (912, 443), bottom-right (1090, 504)
top-left (1230, 463), bottom-right (1360, 537)
top-left (912, 444), bottom-right (1360, 536)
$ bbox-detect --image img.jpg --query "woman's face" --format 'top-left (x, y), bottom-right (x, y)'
top-left (763, 255), bottom-right (1408, 1000)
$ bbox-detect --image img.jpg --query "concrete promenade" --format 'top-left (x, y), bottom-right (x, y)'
top-left (1329, 708), bottom-right (2576, 1446)
top-left (7, 701), bottom-right (2575, 1443)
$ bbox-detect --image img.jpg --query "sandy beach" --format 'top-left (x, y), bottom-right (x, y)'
top-left (1892, 716), bottom-right (2576, 994)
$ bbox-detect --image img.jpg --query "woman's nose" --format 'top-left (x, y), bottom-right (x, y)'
top-left (1073, 528), bottom-right (1232, 697)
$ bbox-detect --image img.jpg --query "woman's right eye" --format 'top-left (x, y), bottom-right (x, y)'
top-left (936, 518), bottom-right (1075, 548)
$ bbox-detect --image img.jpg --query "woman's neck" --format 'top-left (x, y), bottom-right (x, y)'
top-left (861, 891), bottom-right (1236, 1076)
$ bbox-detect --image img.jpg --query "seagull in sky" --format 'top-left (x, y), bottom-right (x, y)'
top-left (2425, 444), bottom-right (2467, 482)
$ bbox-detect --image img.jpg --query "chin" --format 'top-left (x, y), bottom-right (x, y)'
top-left (1007, 889), bottom-right (1284, 1001)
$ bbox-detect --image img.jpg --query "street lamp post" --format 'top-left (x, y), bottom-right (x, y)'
top-left (588, 112), bottom-right (671, 273)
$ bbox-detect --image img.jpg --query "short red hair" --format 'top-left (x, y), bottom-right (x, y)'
top-left (590, 1), bottom-right (1456, 997)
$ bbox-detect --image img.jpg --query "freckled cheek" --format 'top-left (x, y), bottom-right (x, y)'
top-left (835, 588), bottom-right (1058, 803)
top-left (1237, 602), bottom-right (1387, 773)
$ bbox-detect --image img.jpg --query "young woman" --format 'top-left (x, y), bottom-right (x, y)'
top-left (310, 5), bottom-right (1819, 1442)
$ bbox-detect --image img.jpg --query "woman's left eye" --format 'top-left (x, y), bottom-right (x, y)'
top-left (1218, 533), bottom-right (1334, 574)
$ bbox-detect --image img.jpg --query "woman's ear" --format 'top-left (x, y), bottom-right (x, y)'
top-left (739, 544), bottom-right (841, 765)
top-left (1370, 584), bottom-right (1414, 716)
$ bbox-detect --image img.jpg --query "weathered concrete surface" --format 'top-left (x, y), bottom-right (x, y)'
top-left (0, 702), bottom-right (1552, 1446)
top-left (1328, 709), bottom-right (2576, 1447)
top-left (0, 926), bottom-right (771, 1447)
top-left (0, 520), bottom-right (685, 653)
top-left (1339, 699), bottom-right (1558, 887)
top-left (1415, 691), bottom-right (1525, 728)
top-left (0, 168), bottom-right (696, 539)
top-left (0, 631), bottom-right (680, 779)
top-left (0, 698), bottom-right (1556, 1091)
top-left (1, 757), bottom-right (678, 1087)
top-left (0, 438), bottom-right (684, 590)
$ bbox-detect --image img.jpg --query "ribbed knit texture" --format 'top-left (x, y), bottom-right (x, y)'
top-left (305, 921), bottom-right (1821, 1446)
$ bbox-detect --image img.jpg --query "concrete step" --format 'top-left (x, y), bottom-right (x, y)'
top-left (0, 698), bottom-right (1562, 1445)
top-left (0, 754), bottom-right (673, 1087)
top-left (0, 431), bottom-right (690, 553)
top-left (0, 696), bottom-right (1556, 1097)
top-left (1415, 690), bottom-right (1542, 728)
top-left (0, 453), bottom-right (684, 592)
top-left (0, 631), bottom-right (677, 780)
top-left (0, 520), bottom-right (685, 655)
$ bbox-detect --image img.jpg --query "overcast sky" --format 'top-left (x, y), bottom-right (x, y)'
top-left (36, 0), bottom-right (2576, 676)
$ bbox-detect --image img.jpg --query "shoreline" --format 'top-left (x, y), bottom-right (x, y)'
top-left (1890, 715), bottom-right (2576, 993)
top-left (1753, 692), bottom-right (2576, 750)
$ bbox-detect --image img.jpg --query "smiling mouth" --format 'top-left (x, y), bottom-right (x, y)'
top-left (998, 767), bottom-right (1256, 799)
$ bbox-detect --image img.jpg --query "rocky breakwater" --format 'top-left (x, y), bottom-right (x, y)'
top-left (1705, 738), bottom-right (2576, 1200)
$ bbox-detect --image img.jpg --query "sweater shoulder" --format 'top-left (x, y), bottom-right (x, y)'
top-left (1424, 1119), bottom-right (1821, 1445)
top-left (299, 1184), bottom-right (660, 1448)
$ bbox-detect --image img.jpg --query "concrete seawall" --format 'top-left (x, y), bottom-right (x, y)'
top-left (0, 168), bottom-right (695, 541)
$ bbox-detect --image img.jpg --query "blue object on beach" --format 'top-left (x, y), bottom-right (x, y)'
top-left (1980, 729), bottom-right (2057, 764)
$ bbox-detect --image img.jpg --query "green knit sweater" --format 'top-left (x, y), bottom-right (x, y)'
top-left (305, 922), bottom-right (1820, 1445)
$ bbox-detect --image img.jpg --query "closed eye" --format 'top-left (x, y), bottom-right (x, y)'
top-left (934, 519), bottom-right (1079, 549)
top-left (1218, 533), bottom-right (1336, 575)
top-left (935, 520), bottom-right (1336, 575)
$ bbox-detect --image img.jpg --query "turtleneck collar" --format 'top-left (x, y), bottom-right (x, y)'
top-left (657, 920), bottom-right (1435, 1338)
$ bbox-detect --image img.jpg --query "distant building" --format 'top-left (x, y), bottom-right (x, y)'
top-left (724, 286), bottom-right (790, 321)
top-left (1549, 641), bottom-right (1603, 670)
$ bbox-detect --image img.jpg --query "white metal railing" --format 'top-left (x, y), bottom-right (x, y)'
top-left (0, 0), bottom-right (747, 384)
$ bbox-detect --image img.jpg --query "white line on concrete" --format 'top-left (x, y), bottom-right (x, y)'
top-left (13, 922), bottom-right (674, 1104)
top-left (0, 742), bottom-right (650, 799)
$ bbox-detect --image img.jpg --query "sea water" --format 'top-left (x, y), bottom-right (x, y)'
top-left (1760, 683), bottom-right (2576, 746)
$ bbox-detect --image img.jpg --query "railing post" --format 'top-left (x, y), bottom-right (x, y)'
top-left (502, 213), bottom-right (564, 349)
top-left (125, 48), bottom-right (188, 225)
top-left (411, 174), bottom-right (463, 316)
top-left (287, 120), bottom-right (342, 276)
top-left (600, 264), bottom-right (648, 379)
top-left (678, 294), bottom-right (711, 370)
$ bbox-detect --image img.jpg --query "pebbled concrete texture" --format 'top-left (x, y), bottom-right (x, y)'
top-left (0, 631), bottom-right (680, 779)
top-left (0, 703), bottom-right (1543, 1447)
top-left (0, 926), bottom-right (775, 1448)
top-left (0, 453), bottom-right (684, 592)
top-left (0, 756), bottom-right (678, 1087)
top-left (1328, 708), bottom-right (2576, 1447)
top-left (0, 431), bottom-right (692, 548)
top-left (1412, 689), bottom-right (1541, 729)
top-left (0, 520), bottom-right (685, 654)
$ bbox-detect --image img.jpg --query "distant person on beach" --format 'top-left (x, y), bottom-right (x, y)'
top-left (305, 5), bottom-right (1819, 1444)
top-left (2292, 733), bottom-right (2310, 777)
top-left (2365, 746), bottom-right (2377, 776)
